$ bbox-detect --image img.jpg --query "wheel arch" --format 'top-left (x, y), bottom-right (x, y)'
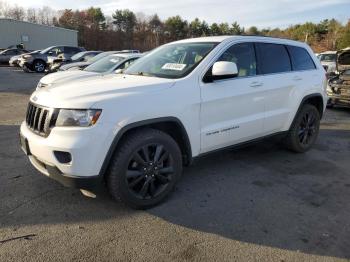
top-left (99, 117), bottom-right (192, 177)
top-left (289, 93), bottom-right (324, 130)
top-left (33, 58), bottom-right (46, 65)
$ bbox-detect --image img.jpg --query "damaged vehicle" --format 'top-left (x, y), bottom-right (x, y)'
top-left (327, 48), bottom-right (350, 107)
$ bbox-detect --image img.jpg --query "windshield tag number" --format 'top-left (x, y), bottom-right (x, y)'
top-left (162, 63), bottom-right (186, 71)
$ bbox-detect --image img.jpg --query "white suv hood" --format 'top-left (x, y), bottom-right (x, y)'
top-left (40, 70), bottom-right (99, 86)
top-left (31, 74), bottom-right (175, 108)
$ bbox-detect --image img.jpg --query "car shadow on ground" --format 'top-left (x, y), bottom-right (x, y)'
top-left (1, 124), bottom-right (350, 259)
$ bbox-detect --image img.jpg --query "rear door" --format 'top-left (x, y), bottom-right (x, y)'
top-left (255, 42), bottom-right (295, 134)
top-left (200, 42), bottom-right (265, 153)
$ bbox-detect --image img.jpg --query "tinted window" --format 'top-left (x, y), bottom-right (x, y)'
top-left (65, 46), bottom-right (80, 54)
top-left (287, 45), bottom-right (315, 70)
top-left (338, 51), bottom-right (350, 65)
top-left (5, 50), bottom-right (16, 55)
top-left (217, 42), bottom-right (256, 77)
top-left (256, 43), bottom-right (291, 74)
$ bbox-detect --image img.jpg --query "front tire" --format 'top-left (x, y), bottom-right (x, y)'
top-left (107, 128), bottom-right (183, 209)
top-left (285, 104), bottom-right (320, 153)
top-left (33, 60), bottom-right (46, 73)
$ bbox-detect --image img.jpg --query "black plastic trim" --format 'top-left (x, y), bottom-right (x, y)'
top-left (195, 131), bottom-right (288, 160)
top-left (290, 93), bottom-right (324, 127)
top-left (45, 165), bottom-right (104, 193)
top-left (98, 117), bottom-right (192, 177)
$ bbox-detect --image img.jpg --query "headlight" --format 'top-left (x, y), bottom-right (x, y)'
top-left (55, 109), bottom-right (102, 127)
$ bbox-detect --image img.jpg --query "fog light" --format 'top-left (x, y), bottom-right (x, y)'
top-left (54, 151), bottom-right (72, 164)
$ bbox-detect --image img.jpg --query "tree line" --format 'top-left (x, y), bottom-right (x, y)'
top-left (0, 1), bottom-right (349, 52)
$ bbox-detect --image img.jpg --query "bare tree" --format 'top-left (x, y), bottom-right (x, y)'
top-left (26, 8), bottom-right (37, 23)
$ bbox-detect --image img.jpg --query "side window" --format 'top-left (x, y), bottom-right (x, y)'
top-left (217, 42), bottom-right (256, 77)
top-left (50, 47), bottom-right (63, 56)
top-left (287, 45), bottom-right (316, 71)
top-left (64, 47), bottom-right (79, 54)
top-left (255, 43), bottom-right (291, 74)
top-left (83, 54), bottom-right (94, 61)
top-left (118, 58), bottom-right (137, 70)
top-left (5, 50), bottom-right (16, 55)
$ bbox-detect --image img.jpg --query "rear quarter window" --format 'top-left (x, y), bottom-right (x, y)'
top-left (256, 43), bottom-right (291, 74)
top-left (287, 45), bottom-right (316, 71)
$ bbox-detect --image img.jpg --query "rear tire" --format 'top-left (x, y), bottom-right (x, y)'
top-left (285, 104), bottom-right (320, 153)
top-left (107, 128), bottom-right (183, 209)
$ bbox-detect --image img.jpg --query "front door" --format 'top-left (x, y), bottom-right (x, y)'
top-left (200, 42), bottom-right (265, 153)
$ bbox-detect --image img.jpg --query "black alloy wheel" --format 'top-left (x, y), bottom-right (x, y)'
top-left (298, 111), bottom-right (317, 146)
top-left (126, 144), bottom-right (174, 200)
top-left (285, 104), bottom-right (320, 153)
top-left (107, 128), bottom-right (182, 209)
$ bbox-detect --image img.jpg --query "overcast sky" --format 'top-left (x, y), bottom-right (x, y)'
top-left (6, 0), bottom-right (350, 28)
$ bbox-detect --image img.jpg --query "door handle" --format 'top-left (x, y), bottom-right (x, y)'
top-left (293, 76), bottom-right (302, 81)
top-left (250, 81), bottom-right (263, 87)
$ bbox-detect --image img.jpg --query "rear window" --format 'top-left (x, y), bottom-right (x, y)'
top-left (256, 43), bottom-right (291, 74)
top-left (287, 45), bottom-right (315, 71)
top-left (338, 51), bottom-right (350, 65)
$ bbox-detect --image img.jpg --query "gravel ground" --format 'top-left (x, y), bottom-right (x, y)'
top-left (0, 67), bottom-right (350, 262)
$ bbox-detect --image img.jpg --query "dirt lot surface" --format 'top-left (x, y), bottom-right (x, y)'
top-left (0, 67), bottom-right (350, 261)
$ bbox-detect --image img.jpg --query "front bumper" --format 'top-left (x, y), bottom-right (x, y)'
top-left (27, 153), bottom-right (104, 192)
top-left (20, 120), bottom-right (117, 190)
top-left (327, 96), bottom-right (350, 107)
top-left (327, 88), bottom-right (350, 107)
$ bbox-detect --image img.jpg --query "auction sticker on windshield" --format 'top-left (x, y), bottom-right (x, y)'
top-left (162, 63), bottom-right (186, 71)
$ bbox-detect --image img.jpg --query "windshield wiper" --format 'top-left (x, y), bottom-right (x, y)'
top-left (129, 71), bottom-right (154, 77)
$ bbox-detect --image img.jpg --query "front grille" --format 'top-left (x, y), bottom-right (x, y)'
top-left (25, 103), bottom-right (57, 137)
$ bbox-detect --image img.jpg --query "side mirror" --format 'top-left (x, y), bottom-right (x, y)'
top-left (47, 51), bottom-right (53, 55)
top-left (212, 61), bottom-right (238, 80)
top-left (115, 69), bottom-right (123, 74)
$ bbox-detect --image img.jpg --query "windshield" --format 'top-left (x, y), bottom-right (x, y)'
top-left (319, 54), bottom-right (336, 62)
top-left (88, 52), bottom-right (114, 63)
top-left (40, 46), bottom-right (54, 54)
top-left (124, 42), bottom-right (218, 79)
top-left (71, 52), bottom-right (86, 61)
top-left (84, 55), bottom-right (124, 73)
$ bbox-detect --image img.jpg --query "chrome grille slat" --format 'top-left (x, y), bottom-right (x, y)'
top-left (25, 103), bottom-right (54, 137)
top-left (28, 105), bottom-right (35, 127)
top-left (33, 108), bottom-right (41, 130)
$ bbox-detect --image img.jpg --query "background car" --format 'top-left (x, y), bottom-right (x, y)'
top-left (47, 51), bottom-right (102, 73)
top-left (58, 50), bottom-right (140, 71)
top-left (327, 47), bottom-right (350, 107)
top-left (0, 48), bottom-right (28, 64)
top-left (37, 53), bottom-right (142, 89)
top-left (19, 45), bottom-right (85, 73)
top-left (319, 51), bottom-right (337, 73)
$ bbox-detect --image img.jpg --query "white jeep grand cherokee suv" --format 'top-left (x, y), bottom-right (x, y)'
top-left (20, 36), bottom-right (327, 209)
